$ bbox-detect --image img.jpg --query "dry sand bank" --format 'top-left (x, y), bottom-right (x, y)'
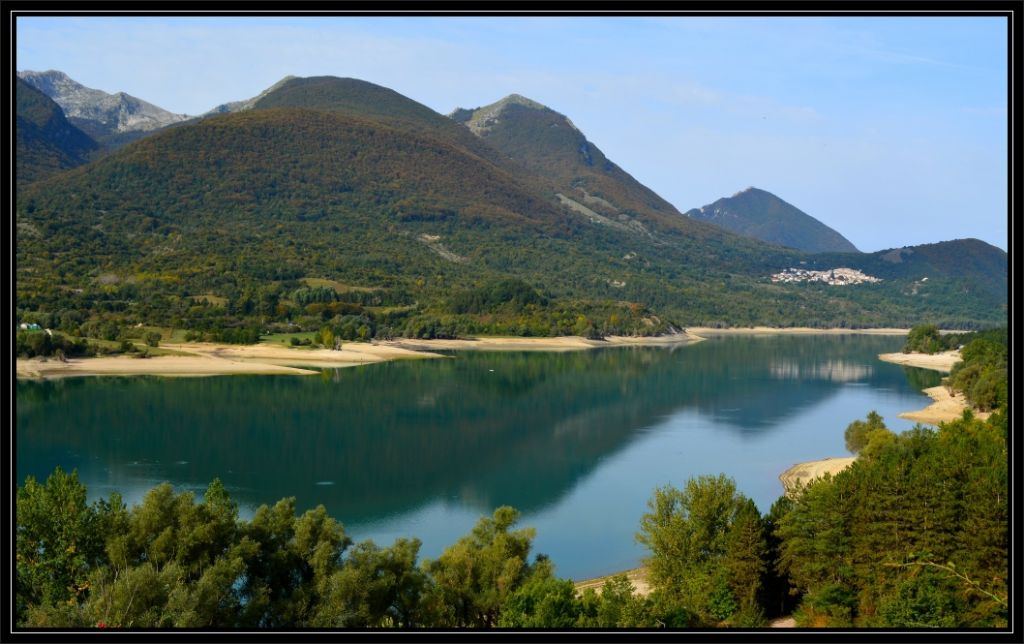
top-left (16, 341), bottom-right (441, 380)
top-left (687, 326), bottom-right (909, 337)
top-left (384, 332), bottom-right (703, 353)
top-left (16, 333), bottom-right (699, 379)
top-left (163, 341), bottom-right (442, 368)
top-left (899, 385), bottom-right (991, 426)
top-left (878, 350), bottom-right (962, 373)
top-left (16, 355), bottom-right (318, 379)
top-left (879, 350), bottom-right (986, 425)
top-left (574, 567), bottom-right (651, 597)
top-left (779, 456), bottom-right (858, 494)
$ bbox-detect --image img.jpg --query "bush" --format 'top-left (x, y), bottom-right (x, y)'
top-left (904, 324), bottom-right (942, 354)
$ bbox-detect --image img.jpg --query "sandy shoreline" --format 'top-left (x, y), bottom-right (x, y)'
top-left (779, 456), bottom-right (858, 494)
top-left (899, 385), bottom-right (991, 425)
top-left (16, 341), bottom-right (442, 380)
top-left (878, 349), bottom-right (987, 425)
top-left (383, 332), bottom-right (704, 353)
top-left (878, 350), bottom-right (962, 373)
top-left (687, 326), bottom-right (909, 337)
top-left (16, 333), bottom-right (702, 379)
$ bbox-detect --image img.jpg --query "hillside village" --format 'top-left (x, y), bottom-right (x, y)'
top-left (770, 267), bottom-right (882, 286)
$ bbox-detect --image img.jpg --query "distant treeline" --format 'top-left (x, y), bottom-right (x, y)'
top-left (17, 400), bottom-right (1007, 629)
top-left (16, 277), bottom-right (678, 348)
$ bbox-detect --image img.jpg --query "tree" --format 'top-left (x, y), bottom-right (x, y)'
top-left (421, 506), bottom-right (537, 628)
top-left (723, 498), bottom-right (769, 615)
top-left (498, 559), bottom-right (581, 628)
top-left (844, 411), bottom-right (887, 454)
top-left (904, 324), bottom-right (942, 354)
top-left (636, 475), bottom-right (761, 624)
top-left (312, 538), bottom-right (428, 628)
top-left (16, 468), bottom-right (108, 620)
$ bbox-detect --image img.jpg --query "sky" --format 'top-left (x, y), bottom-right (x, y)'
top-left (15, 15), bottom-right (1010, 252)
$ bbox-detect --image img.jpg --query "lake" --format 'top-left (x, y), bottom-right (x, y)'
top-left (16, 334), bottom-right (940, 581)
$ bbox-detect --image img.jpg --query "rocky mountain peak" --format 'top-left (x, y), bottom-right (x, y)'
top-left (449, 93), bottom-right (567, 136)
top-left (18, 69), bottom-right (190, 133)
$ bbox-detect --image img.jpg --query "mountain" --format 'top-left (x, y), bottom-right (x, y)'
top-left (15, 76), bottom-right (1007, 335)
top-left (202, 76), bottom-right (298, 115)
top-left (808, 238), bottom-right (1008, 301)
top-left (684, 187), bottom-right (860, 254)
top-left (18, 70), bottom-right (190, 148)
top-left (449, 94), bottom-right (686, 234)
top-left (15, 77), bottom-right (99, 186)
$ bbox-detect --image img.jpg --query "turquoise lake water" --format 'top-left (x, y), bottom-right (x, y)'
top-left (16, 334), bottom-right (940, 580)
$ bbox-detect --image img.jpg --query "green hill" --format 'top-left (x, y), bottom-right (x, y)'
top-left (685, 187), bottom-right (860, 253)
top-left (450, 94), bottom-right (690, 234)
top-left (15, 76), bottom-right (1007, 338)
top-left (16, 77), bottom-right (99, 187)
top-left (804, 238), bottom-right (1008, 320)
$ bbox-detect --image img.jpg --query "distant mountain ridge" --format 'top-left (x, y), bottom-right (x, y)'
top-left (15, 77), bottom-right (99, 186)
top-left (685, 187), bottom-right (860, 254)
top-left (15, 74), bottom-right (1007, 332)
top-left (18, 69), bottom-right (190, 146)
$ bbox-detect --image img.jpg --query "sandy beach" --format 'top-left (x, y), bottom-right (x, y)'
top-left (16, 333), bottom-right (701, 379)
top-left (16, 341), bottom-right (441, 380)
top-left (877, 349), bottom-right (988, 425)
top-left (899, 385), bottom-right (991, 425)
top-left (15, 354), bottom-right (319, 379)
top-left (384, 332), bottom-right (703, 353)
top-left (687, 326), bottom-right (909, 337)
top-left (779, 456), bottom-right (858, 494)
top-left (878, 350), bottom-right (962, 372)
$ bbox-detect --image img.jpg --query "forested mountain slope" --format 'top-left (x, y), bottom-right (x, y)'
top-left (16, 77), bottom-right (99, 186)
top-left (15, 76), bottom-right (1007, 336)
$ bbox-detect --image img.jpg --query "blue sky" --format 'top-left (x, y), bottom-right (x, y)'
top-left (16, 16), bottom-right (1009, 252)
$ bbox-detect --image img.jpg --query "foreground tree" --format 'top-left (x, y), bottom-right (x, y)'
top-left (636, 474), bottom-right (768, 625)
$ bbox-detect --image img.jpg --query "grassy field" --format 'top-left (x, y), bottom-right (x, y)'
top-left (301, 277), bottom-right (376, 293)
top-left (188, 294), bottom-right (228, 307)
top-left (260, 331), bottom-right (320, 347)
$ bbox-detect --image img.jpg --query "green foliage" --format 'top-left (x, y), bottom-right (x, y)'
top-left (16, 468), bottom-right (115, 617)
top-left (875, 570), bottom-right (960, 628)
top-left (15, 330), bottom-right (95, 359)
top-left (449, 277), bottom-right (547, 315)
top-left (422, 506), bottom-right (537, 627)
top-left (17, 400), bottom-right (1007, 630)
top-left (15, 77), bottom-right (1006, 345)
top-left (16, 77), bottom-right (98, 187)
top-left (843, 411), bottom-right (884, 452)
top-left (843, 410), bottom-right (893, 455)
top-left (498, 560), bottom-right (581, 628)
top-left (904, 324), bottom-right (943, 354)
top-left (777, 412), bottom-right (1007, 627)
top-left (636, 474), bottom-right (767, 625)
top-left (948, 333), bottom-right (1008, 411)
